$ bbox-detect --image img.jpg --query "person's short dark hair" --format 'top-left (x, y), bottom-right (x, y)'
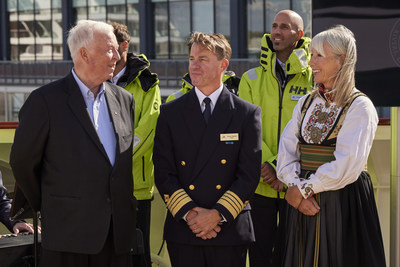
top-left (187, 32), bottom-right (232, 61)
top-left (109, 21), bottom-right (130, 44)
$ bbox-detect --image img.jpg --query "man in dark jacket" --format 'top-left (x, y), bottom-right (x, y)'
top-left (0, 172), bottom-right (35, 235)
top-left (10, 20), bottom-right (136, 267)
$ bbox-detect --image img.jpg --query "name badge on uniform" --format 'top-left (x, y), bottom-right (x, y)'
top-left (291, 95), bottom-right (302, 101)
top-left (220, 133), bottom-right (239, 142)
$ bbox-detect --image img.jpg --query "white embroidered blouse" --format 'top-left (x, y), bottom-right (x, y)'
top-left (276, 89), bottom-right (378, 199)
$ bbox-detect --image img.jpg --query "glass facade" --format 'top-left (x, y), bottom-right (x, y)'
top-left (247, 0), bottom-right (312, 58)
top-left (192, 0), bottom-right (214, 33)
top-left (73, 0), bottom-right (140, 54)
top-left (7, 92), bottom-right (29, 121)
top-left (7, 0), bottom-right (140, 61)
top-left (153, 0), bottom-right (189, 58)
top-left (152, 0), bottom-right (232, 58)
top-left (215, 0), bottom-right (230, 38)
top-left (1, 0), bottom-right (312, 122)
top-left (0, 90), bottom-right (30, 121)
top-left (0, 93), bottom-right (4, 121)
top-left (8, 0), bottom-right (63, 61)
top-left (5, 0), bottom-right (311, 60)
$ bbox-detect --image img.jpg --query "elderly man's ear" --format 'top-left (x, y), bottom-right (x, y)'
top-left (80, 48), bottom-right (89, 62)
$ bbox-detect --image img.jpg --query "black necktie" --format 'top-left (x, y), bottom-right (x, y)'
top-left (203, 97), bottom-right (211, 124)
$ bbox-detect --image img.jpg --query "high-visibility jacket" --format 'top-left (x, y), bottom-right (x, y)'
top-left (239, 34), bottom-right (313, 199)
top-left (117, 53), bottom-right (161, 200)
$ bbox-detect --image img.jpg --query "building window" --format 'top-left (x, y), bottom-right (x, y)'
top-left (169, 0), bottom-right (190, 58)
top-left (192, 0), bottom-right (214, 33)
top-left (73, 0), bottom-right (140, 54)
top-left (154, 1), bottom-right (169, 58)
top-left (215, 0), bottom-right (230, 39)
top-left (0, 93), bottom-right (5, 122)
top-left (127, 2), bottom-right (140, 54)
top-left (8, 0), bottom-right (63, 61)
top-left (154, 0), bottom-right (189, 59)
top-left (293, 0), bottom-right (312, 38)
top-left (152, 0), bottom-right (230, 59)
top-left (7, 92), bottom-right (28, 121)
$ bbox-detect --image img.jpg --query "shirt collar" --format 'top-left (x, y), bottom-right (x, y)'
top-left (72, 68), bottom-right (105, 99)
top-left (317, 84), bottom-right (335, 103)
top-left (194, 84), bottom-right (223, 108)
top-left (110, 66), bottom-right (126, 85)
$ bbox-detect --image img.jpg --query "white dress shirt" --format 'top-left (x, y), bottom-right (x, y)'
top-left (195, 84), bottom-right (223, 114)
top-left (183, 84), bottom-right (227, 222)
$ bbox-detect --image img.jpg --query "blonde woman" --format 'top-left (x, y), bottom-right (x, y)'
top-left (277, 25), bottom-right (386, 267)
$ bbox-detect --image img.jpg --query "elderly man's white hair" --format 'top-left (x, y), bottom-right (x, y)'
top-left (67, 20), bottom-right (114, 62)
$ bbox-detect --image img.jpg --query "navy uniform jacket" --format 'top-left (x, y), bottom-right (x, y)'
top-left (153, 87), bottom-right (262, 245)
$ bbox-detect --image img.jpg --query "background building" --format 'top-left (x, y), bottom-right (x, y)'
top-left (1, 1), bottom-right (400, 266)
top-left (1, 0), bottom-right (312, 61)
top-left (0, 0), bottom-right (312, 121)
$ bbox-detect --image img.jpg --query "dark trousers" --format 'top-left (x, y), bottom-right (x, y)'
top-left (133, 199), bottom-right (152, 267)
top-left (167, 242), bottom-right (247, 267)
top-left (248, 194), bottom-right (286, 267)
top-left (40, 224), bottom-right (132, 267)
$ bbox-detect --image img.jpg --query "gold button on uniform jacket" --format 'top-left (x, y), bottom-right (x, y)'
top-left (153, 87), bottom-right (262, 245)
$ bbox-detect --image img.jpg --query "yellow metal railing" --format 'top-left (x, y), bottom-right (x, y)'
top-left (0, 120), bottom-right (394, 267)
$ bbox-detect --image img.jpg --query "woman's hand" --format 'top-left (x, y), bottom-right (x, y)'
top-left (285, 186), bottom-right (304, 209)
top-left (298, 197), bottom-right (320, 216)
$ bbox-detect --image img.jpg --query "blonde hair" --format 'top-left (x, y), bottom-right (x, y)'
top-left (310, 25), bottom-right (357, 107)
top-left (67, 20), bottom-right (114, 61)
top-left (187, 32), bottom-right (232, 61)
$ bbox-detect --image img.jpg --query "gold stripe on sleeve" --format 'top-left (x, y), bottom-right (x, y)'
top-left (217, 190), bottom-right (245, 219)
top-left (166, 189), bottom-right (193, 217)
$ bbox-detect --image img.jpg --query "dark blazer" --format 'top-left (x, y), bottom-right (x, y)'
top-left (9, 72), bottom-right (136, 254)
top-left (153, 87), bottom-right (262, 245)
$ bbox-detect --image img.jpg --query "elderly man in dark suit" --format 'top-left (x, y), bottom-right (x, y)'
top-left (153, 32), bottom-right (262, 267)
top-left (10, 20), bottom-right (136, 267)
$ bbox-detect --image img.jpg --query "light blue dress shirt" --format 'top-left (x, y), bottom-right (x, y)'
top-left (72, 69), bottom-right (116, 166)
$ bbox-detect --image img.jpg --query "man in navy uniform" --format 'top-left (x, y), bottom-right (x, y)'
top-left (153, 32), bottom-right (262, 267)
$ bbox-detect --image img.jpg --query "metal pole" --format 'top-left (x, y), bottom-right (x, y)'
top-left (34, 211), bottom-right (39, 267)
top-left (0, 1), bottom-right (10, 60)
